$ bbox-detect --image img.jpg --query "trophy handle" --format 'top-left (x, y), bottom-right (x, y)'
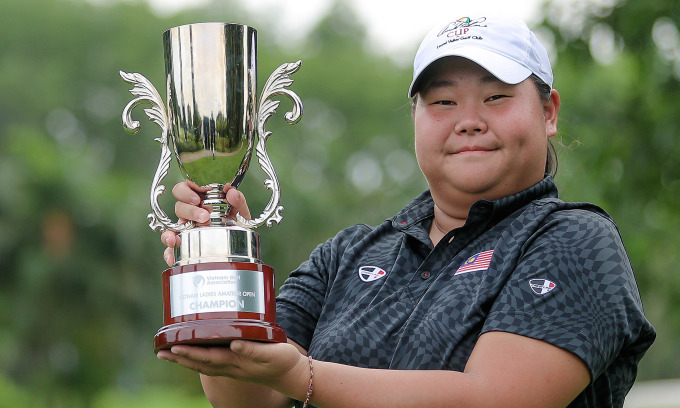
top-left (236, 61), bottom-right (303, 229)
top-left (120, 70), bottom-right (195, 233)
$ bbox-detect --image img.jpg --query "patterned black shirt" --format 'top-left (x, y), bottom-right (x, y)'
top-left (276, 176), bottom-right (656, 407)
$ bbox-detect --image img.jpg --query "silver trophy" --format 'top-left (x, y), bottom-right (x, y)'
top-left (120, 23), bottom-right (302, 352)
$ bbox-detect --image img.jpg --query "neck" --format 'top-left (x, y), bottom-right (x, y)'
top-left (429, 204), bottom-right (467, 246)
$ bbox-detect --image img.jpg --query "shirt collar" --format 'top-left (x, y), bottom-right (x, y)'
top-left (392, 175), bottom-right (559, 231)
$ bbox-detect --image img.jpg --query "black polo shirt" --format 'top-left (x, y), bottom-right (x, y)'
top-left (276, 176), bottom-right (656, 407)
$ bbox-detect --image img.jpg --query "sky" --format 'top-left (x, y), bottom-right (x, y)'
top-left (144, 0), bottom-right (546, 63)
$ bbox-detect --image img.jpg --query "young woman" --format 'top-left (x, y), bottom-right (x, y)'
top-left (158, 14), bottom-right (655, 408)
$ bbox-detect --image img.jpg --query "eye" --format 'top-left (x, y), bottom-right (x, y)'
top-left (486, 94), bottom-right (508, 102)
top-left (433, 100), bottom-right (456, 106)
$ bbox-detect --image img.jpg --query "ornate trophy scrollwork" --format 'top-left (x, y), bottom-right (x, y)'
top-left (236, 60), bottom-right (303, 228)
top-left (120, 71), bottom-right (195, 233)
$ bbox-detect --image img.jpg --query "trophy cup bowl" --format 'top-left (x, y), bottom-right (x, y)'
top-left (120, 22), bottom-right (302, 353)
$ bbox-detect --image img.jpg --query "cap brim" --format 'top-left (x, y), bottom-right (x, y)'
top-left (408, 46), bottom-right (533, 98)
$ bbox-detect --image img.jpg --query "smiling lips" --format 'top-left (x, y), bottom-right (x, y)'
top-left (453, 145), bottom-right (496, 154)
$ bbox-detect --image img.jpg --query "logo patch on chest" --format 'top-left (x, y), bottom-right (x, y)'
top-left (529, 279), bottom-right (557, 295)
top-left (358, 266), bottom-right (388, 282)
top-left (455, 250), bottom-right (495, 275)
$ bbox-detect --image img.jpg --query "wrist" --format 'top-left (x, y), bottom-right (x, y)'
top-left (291, 354), bottom-right (313, 404)
top-left (302, 356), bottom-right (314, 408)
top-left (269, 350), bottom-right (313, 403)
top-left (288, 353), bottom-right (314, 406)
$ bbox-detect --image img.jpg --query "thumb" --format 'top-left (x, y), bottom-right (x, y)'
top-left (230, 340), bottom-right (293, 364)
top-left (230, 340), bottom-right (263, 361)
top-left (225, 186), bottom-right (251, 219)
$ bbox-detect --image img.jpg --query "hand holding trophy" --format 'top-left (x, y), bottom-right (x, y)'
top-left (120, 23), bottom-right (302, 353)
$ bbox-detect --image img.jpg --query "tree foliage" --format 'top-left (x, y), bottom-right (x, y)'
top-left (0, 0), bottom-right (677, 405)
top-left (538, 0), bottom-right (680, 380)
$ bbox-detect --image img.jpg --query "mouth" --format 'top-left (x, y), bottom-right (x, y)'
top-left (453, 146), bottom-right (496, 155)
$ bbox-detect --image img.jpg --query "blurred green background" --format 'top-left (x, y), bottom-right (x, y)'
top-left (1, 0), bottom-right (679, 406)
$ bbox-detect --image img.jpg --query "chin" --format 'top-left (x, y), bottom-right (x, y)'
top-left (448, 179), bottom-right (516, 202)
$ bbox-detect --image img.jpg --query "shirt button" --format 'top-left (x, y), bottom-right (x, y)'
top-left (421, 272), bottom-right (431, 279)
top-left (476, 201), bottom-right (492, 212)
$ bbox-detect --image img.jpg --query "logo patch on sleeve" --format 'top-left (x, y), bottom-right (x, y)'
top-left (455, 250), bottom-right (494, 275)
top-left (358, 266), bottom-right (388, 282)
top-left (529, 279), bottom-right (557, 295)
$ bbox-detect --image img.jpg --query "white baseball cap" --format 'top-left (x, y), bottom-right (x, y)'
top-left (408, 14), bottom-right (553, 97)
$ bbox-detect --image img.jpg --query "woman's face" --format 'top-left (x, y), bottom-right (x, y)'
top-left (413, 57), bottom-right (560, 209)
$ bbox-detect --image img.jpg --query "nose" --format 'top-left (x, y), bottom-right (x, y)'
top-left (454, 106), bottom-right (487, 136)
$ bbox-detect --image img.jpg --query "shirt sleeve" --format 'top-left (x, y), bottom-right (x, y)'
top-left (275, 224), bottom-right (369, 351)
top-left (275, 241), bottom-right (330, 351)
top-left (481, 208), bottom-right (653, 380)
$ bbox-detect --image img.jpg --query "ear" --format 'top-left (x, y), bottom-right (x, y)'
top-left (544, 89), bottom-right (561, 138)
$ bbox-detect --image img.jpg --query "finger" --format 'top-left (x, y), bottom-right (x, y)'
top-left (166, 345), bottom-right (241, 376)
top-left (158, 349), bottom-right (212, 374)
top-left (172, 181), bottom-right (207, 205)
top-left (161, 230), bottom-right (179, 248)
top-left (175, 201), bottom-right (210, 224)
top-left (171, 344), bottom-right (233, 362)
top-left (187, 180), bottom-right (212, 192)
top-left (163, 246), bottom-right (175, 266)
top-left (224, 186), bottom-right (251, 220)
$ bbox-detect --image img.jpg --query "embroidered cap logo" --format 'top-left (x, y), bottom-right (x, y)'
top-left (437, 16), bottom-right (488, 38)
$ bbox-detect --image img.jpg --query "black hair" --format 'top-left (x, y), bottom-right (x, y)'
top-left (529, 74), bottom-right (558, 177)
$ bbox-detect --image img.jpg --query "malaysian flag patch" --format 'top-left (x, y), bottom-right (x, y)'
top-left (455, 250), bottom-right (495, 275)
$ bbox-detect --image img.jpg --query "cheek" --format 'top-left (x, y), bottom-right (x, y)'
top-left (414, 110), bottom-right (449, 144)
top-left (413, 121), bottom-right (442, 165)
top-left (413, 112), bottom-right (430, 153)
top-left (507, 117), bottom-right (550, 171)
top-left (500, 105), bottom-right (548, 148)
top-left (413, 131), bottom-right (429, 168)
top-left (413, 120), bottom-right (438, 174)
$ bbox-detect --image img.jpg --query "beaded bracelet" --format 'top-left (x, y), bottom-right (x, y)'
top-left (302, 355), bottom-right (314, 408)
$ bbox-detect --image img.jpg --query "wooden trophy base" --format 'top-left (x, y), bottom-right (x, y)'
top-left (154, 260), bottom-right (286, 353)
top-left (154, 318), bottom-right (287, 352)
